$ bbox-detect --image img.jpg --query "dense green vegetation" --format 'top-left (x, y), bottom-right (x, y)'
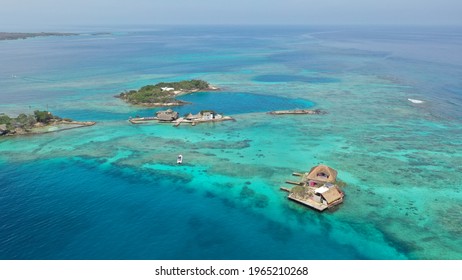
top-left (0, 111), bottom-right (62, 135)
top-left (33, 110), bottom-right (54, 123)
top-left (156, 80), bottom-right (209, 91)
top-left (118, 79), bottom-right (210, 105)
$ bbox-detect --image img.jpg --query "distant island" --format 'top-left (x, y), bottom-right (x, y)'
top-left (0, 110), bottom-right (95, 136)
top-left (117, 79), bottom-right (218, 106)
top-left (268, 109), bottom-right (327, 115)
top-left (0, 32), bottom-right (78, 41)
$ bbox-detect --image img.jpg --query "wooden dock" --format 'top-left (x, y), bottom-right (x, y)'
top-left (285, 180), bottom-right (304, 185)
top-left (288, 193), bottom-right (328, 211)
top-left (129, 117), bottom-right (158, 124)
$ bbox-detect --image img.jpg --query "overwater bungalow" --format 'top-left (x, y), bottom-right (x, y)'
top-left (185, 113), bottom-right (201, 121)
top-left (129, 109), bottom-right (234, 126)
top-left (156, 109), bottom-right (179, 121)
top-left (175, 110), bottom-right (234, 126)
top-left (305, 164), bottom-right (338, 186)
top-left (281, 165), bottom-right (345, 211)
top-left (129, 109), bottom-right (179, 124)
top-left (185, 110), bottom-right (218, 121)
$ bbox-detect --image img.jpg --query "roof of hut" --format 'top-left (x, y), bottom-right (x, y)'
top-left (185, 113), bottom-right (201, 120)
top-left (156, 109), bottom-right (179, 121)
top-left (320, 187), bottom-right (342, 204)
top-left (306, 165), bottom-right (338, 183)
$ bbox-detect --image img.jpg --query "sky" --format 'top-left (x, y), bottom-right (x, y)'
top-left (1, 0), bottom-right (461, 30)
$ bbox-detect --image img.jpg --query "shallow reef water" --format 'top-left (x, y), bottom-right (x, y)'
top-left (0, 26), bottom-right (461, 259)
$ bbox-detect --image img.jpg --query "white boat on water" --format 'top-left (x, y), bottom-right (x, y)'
top-left (177, 154), bottom-right (183, 164)
top-left (408, 98), bottom-right (424, 104)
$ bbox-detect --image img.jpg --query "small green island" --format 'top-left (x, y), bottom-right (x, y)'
top-left (117, 79), bottom-right (218, 106)
top-left (0, 111), bottom-right (95, 136)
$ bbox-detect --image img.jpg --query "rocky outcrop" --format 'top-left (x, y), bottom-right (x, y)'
top-left (0, 124), bottom-right (8, 135)
top-left (0, 111), bottom-right (96, 137)
top-left (268, 109), bottom-right (327, 115)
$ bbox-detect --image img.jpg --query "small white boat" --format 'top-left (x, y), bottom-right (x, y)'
top-left (408, 98), bottom-right (424, 104)
top-left (177, 154), bottom-right (183, 164)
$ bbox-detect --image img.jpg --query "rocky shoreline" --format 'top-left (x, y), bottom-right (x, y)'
top-left (268, 109), bottom-right (327, 115)
top-left (0, 111), bottom-right (95, 137)
top-left (121, 99), bottom-right (193, 107)
top-left (117, 80), bottom-right (218, 107)
top-left (0, 120), bottom-right (96, 137)
top-left (117, 86), bottom-right (219, 107)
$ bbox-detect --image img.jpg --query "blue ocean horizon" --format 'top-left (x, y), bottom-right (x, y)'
top-left (1, 25), bottom-right (461, 260)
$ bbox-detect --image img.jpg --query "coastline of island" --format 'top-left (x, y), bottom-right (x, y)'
top-left (116, 79), bottom-right (219, 107)
top-left (268, 109), bottom-right (327, 115)
top-left (0, 32), bottom-right (79, 41)
top-left (0, 111), bottom-right (95, 137)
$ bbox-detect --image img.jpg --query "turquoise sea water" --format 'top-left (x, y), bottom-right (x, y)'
top-left (1, 26), bottom-right (461, 259)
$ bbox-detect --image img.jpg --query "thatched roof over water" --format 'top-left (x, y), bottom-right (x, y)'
top-left (185, 113), bottom-right (201, 120)
top-left (321, 187), bottom-right (342, 204)
top-left (307, 165), bottom-right (337, 183)
top-left (156, 109), bottom-right (179, 121)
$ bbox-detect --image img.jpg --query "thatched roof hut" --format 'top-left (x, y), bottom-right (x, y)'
top-left (156, 109), bottom-right (179, 121)
top-left (185, 113), bottom-right (201, 120)
top-left (319, 187), bottom-right (343, 204)
top-left (307, 165), bottom-right (337, 183)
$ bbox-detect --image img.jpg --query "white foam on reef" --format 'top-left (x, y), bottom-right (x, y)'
top-left (408, 98), bottom-right (424, 104)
